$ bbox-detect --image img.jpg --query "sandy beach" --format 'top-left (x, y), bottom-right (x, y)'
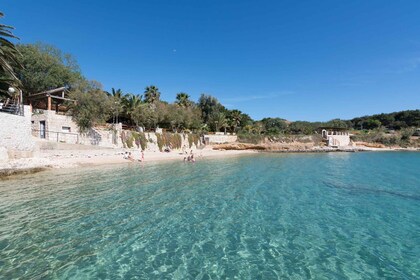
top-left (0, 147), bottom-right (257, 177)
top-left (1, 143), bottom-right (417, 178)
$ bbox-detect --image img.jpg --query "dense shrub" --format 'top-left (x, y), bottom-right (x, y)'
top-left (156, 133), bottom-right (163, 151)
top-left (237, 133), bottom-right (265, 144)
top-left (121, 131), bottom-right (148, 149)
top-left (126, 134), bottom-right (134, 148)
top-left (400, 128), bottom-right (415, 141)
top-left (169, 133), bottom-right (182, 150)
top-left (120, 131), bottom-right (127, 148)
top-left (351, 130), bottom-right (404, 146)
top-left (132, 132), bottom-right (147, 150)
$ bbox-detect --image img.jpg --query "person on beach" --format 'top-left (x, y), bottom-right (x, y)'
top-left (141, 150), bottom-right (145, 162)
top-left (185, 154), bottom-right (195, 163)
top-left (127, 152), bottom-right (135, 162)
top-left (123, 152), bottom-right (129, 159)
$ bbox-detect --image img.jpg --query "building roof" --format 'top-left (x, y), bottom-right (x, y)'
top-left (318, 127), bottom-right (349, 131)
top-left (28, 87), bottom-right (75, 112)
top-left (29, 87), bottom-right (66, 98)
top-left (28, 87), bottom-right (74, 102)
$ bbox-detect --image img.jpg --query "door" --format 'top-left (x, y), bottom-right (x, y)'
top-left (40, 121), bottom-right (46, 139)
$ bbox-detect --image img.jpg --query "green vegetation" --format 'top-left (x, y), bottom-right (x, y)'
top-left (144, 85), bottom-right (160, 104)
top-left (67, 81), bottom-right (112, 132)
top-left (121, 130), bottom-right (148, 149)
top-left (0, 12), bottom-right (22, 97)
top-left (15, 43), bottom-right (83, 97)
top-left (348, 110), bottom-right (420, 130)
top-left (237, 133), bottom-right (265, 144)
top-left (120, 131), bottom-right (127, 147)
top-left (188, 134), bottom-right (200, 148)
top-left (156, 133), bottom-right (163, 151)
top-left (351, 127), bottom-right (418, 147)
top-left (237, 111), bottom-right (419, 138)
top-left (132, 132), bottom-right (147, 150)
top-left (175, 92), bottom-right (192, 108)
top-left (156, 133), bottom-right (183, 152)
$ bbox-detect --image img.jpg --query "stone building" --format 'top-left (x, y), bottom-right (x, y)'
top-left (28, 87), bottom-right (76, 142)
top-left (320, 127), bottom-right (351, 147)
top-left (29, 87), bottom-right (121, 148)
top-left (31, 110), bottom-right (80, 143)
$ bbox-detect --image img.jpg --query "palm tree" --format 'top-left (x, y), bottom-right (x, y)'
top-left (221, 119), bottom-right (229, 134)
top-left (122, 94), bottom-right (142, 124)
top-left (209, 111), bottom-right (227, 133)
top-left (144, 85), bottom-right (160, 104)
top-left (243, 124), bottom-right (253, 134)
top-left (228, 109), bottom-right (242, 133)
top-left (109, 88), bottom-right (123, 99)
top-left (0, 12), bottom-right (22, 97)
top-left (175, 92), bottom-right (192, 107)
top-left (107, 88), bottom-right (124, 124)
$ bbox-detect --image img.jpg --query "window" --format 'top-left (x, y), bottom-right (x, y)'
top-left (62, 126), bottom-right (71, 133)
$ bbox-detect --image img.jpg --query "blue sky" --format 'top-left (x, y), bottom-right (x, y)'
top-left (2, 0), bottom-right (420, 121)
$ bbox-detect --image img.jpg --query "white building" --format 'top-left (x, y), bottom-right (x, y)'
top-left (321, 128), bottom-right (351, 147)
top-left (203, 133), bottom-right (237, 145)
top-left (29, 87), bottom-right (121, 148)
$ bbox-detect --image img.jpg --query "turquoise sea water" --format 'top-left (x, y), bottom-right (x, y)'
top-left (0, 152), bottom-right (419, 279)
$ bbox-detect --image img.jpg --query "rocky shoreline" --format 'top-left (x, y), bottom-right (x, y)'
top-left (212, 143), bottom-right (420, 153)
top-left (0, 167), bottom-right (51, 178)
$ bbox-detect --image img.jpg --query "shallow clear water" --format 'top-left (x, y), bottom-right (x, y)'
top-left (0, 152), bottom-right (419, 279)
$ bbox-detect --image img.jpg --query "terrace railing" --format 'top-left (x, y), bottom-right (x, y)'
top-left (32, 129), bottom-right (79, 144)
top-left (0, 102), bottom-right (24, 116)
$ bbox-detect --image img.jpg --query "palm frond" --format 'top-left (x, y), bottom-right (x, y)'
top-left (0, 12), bottom-right (22, 91)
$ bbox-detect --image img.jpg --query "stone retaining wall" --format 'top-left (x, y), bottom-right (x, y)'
top-left (203, 134), bottom-right (237, 144)
top-left (120, 131), bottom-right (203, 152)
top-left (0, 106), bottom-right (34, 160)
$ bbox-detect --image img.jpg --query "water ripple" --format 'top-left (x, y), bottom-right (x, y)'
top-left (0, 153), bottom-right (419, 279)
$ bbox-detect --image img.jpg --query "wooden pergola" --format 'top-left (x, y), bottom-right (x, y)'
top-left (28, 87), bottom-right (75, 112)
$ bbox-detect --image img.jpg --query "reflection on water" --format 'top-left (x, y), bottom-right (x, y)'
top-left (0, 152), bottom-right (419, 279)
